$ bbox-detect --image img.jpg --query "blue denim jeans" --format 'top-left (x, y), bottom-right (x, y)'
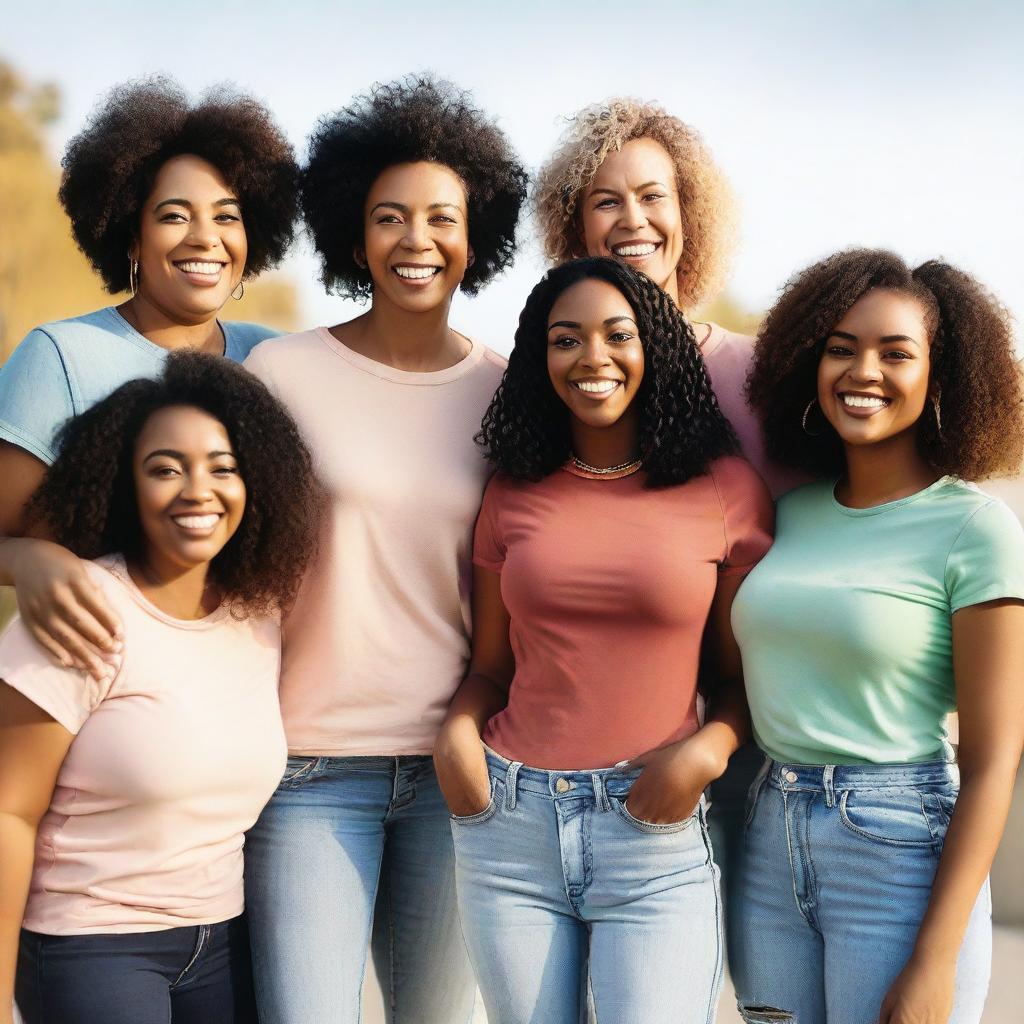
top-left (451, 748), bottom-right (724, 1024)
top-left (16, 915), bottom-right (256, 1024)
top-left (244, 755), bottom-right (475, 1024)
top-left (731, 759), bottom-right (991, 1023)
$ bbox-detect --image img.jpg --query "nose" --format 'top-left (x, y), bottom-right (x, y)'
top-left (180, 471), bottom-right (215, 504)
top-left (400, 216), bottom-right (431, 252)
top-left (187, 214), bottom-right (222, 251)
top-left (579, 337), bottom-right (614, 370)
top-left (617, 195), bottom-right (648, 232)
top-left (848, 351), bottom-right (883, 384)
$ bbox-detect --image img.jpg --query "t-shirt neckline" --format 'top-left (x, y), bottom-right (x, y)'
top-left (103, 307), bottom-right (228, 359)
top-left (313, 326), bottom-right (484, 386)
top-left (830, 475), bottom-right (953, 517)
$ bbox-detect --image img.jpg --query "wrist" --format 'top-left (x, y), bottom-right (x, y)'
top-left (681, 724), bottom-right (734, 780)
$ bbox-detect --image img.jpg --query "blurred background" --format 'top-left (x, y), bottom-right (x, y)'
top-left (2, 1), bottom-right (1022, 1020)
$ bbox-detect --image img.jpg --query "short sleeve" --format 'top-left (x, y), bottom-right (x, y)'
top-left (0, 329), bottom-right (74, 465)
top-left (224, 322), bottom-right (279, 363)
top-left (473, 476), bottom-right (507, 572)
top-left (945, 499), bottom-right (1024, 612)
top-left (0, 615), bottom-right (115, 733)
top-left (713, 456), bottom-right (775, 576)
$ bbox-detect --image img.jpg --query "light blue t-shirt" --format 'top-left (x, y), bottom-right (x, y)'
top-left (0, 307), bottom-right (277, 464)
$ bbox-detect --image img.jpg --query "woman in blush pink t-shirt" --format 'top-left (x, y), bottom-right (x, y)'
top-left (0, 352), bottom-right (319, 1024)
top-left (434, 259), bottom-right (772, 1024)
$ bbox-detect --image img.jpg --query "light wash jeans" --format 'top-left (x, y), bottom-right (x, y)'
top-left (452, 748), bottom-right (724, 1024)
top-left (244, 755), bottom-right (475, 1024)
top-left (731, 759), bottom-right (991, 1024)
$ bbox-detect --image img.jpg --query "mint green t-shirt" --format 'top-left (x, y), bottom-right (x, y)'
top-left (732, 477), bottom-right (1024, 765)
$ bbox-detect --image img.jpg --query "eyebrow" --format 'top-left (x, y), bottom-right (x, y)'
top-left (369, 201), bottom-right (464, 215)
top-left (548, 315), bottom-right (639, 331)
top-left (153, 197), bottom-right (241, 211)
top-left (143, 449), bottom-right (236, 463)
top-left (829, 330), bottom-right (923, 347)
top-left (588, 180), bottom-right (670, 197)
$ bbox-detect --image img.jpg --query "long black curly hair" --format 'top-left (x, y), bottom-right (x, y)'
top-left (301, 74), bottom-right (528, 300)
top-left (747, 248), bottom-right (1024, 480)
top-left (479, 258), bottom-right (737, 486)
top-left (26, 351), bottom-right (321, 618)
top-left (59, 76), bottom-right (299, 293)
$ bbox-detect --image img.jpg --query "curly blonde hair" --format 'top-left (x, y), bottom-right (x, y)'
top-left (535, 99), bottom-right (738, 312)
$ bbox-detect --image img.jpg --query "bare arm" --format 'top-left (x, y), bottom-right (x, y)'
top-left (0, 682), bottom-right (74, 1024)
top-left (626, 571), bottom-right (752, 824)
top-left (0, 441), bottom-right (120, 678)
top-left (433, 566), bottom-right (514, 817)
top-left (879, 599), bottom-right (1024, 1024)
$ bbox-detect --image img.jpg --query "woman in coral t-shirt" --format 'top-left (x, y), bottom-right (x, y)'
top-left (433, 258), bottom-right (773, 1024)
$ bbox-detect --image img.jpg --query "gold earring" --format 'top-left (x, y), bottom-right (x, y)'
top-left (802, 398), bottom-right (824, 437)
top-left (232, 282), bottom-right (244, 300)
top-left (931, 394), bottom-right (942, 434)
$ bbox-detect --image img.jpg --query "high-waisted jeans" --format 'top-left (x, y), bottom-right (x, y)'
top-left (731, 759), bottom-right (991, 1023)
top-left (451, 748), bottom-right (724, 1024)
top-left (244, 755), bottom-right (475, 1024)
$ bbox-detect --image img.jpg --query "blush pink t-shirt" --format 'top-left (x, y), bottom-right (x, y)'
top-left (475, 456), bottom-right (774, 770)
top-left (702, 323), bottom-right (810, 499)
top-left (0, 556), bottom-right (286, 934)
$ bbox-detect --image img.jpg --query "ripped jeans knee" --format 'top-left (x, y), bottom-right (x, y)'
top-left (738, 1005), bottom-right (796, 1023)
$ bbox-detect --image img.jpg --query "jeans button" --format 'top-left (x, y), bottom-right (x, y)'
top-left (555, 778), bottom-right (573, 793)
top-left (784, 770), bottom-right (798, 783)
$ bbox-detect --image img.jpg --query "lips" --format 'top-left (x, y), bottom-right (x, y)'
top-left (173, 260), bottom-right (227, 287)
top-left (393, 265), bottom-right (442, 281)
top-left (571, 379), bottom-right (622, 396)
top-left (611, 241), bottom-right (660, 259)
top-left (171, 513), bottom-right (222, 535)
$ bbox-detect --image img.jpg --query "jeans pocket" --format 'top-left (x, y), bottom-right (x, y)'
top-left (612, 796), bottom-right (698, 834)
top-left (450, 777), bottom-right (499, 825)
top-left (279, 756), bottom-right (322, 789)
top-left (743, 758), bottom-right (772, 831)
top-left (838, 788), bottom-right (945, 848)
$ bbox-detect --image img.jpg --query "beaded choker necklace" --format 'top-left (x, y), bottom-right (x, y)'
top-left (568, 454), bottom-right (643, 480)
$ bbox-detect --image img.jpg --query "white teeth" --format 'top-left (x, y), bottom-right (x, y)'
top-left (842, 395), bottom-right (889, 409)
top-left (613, 243), bottom-right (657, 257)
top-left (574, 380), bottom-right (619, 394)
top-left (173, 514), bottom-right (219, 530)
top-left (394, 266), bottom-right (440, 280)
top-left (177, 261), bottom-right (223, 275)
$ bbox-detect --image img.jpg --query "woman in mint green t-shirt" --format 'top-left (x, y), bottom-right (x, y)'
top-left (731, 249), bottom-right (1024, 1024)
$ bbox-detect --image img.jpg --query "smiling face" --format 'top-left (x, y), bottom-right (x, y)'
top-left (133, 405), bottom-right (246, 579)
top-left (578, 138), bottom-right (685, 305)
top-left (360, 161), bottom-right (471, 315)
top-left (817, 288), bottom-right (932, 451)
top-left (131, 154), bottom-right (248, 323)
top-left (547, 277), bottom-right (645, 435)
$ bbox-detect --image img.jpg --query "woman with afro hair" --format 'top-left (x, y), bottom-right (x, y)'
top-left (730, 249), bottom-right (1024, 1024)
top-left (240, 75), bottom-right (527, 1023)
top-left (0, 351), bottom-right (320, 1024)
top-left (0, 76), bottom-right (299, 684)
top-left (433, 258), bottom-right (773, 1023)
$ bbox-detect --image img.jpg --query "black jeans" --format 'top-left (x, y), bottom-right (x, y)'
top-left (16, 914), bottom-right (257, 1024)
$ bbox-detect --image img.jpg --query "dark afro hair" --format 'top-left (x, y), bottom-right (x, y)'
top-left (746, 248), bottom-right (1024, 481)
top-left (301, 74), bottom-right (528, 300)
top-left (478, 257), bottom-right (737, 486)
top-left (26, 350), bottom-right (322, 619)
top-left (59, 76), bottom-right (299, 293)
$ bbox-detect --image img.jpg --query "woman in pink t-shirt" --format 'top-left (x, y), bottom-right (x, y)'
top-left (0, 352), bottom-right (319, 1024)
top-left (434, 257), bottom-right (773, 1023)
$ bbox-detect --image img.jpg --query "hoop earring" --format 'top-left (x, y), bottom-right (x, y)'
top-left (931, 393), bottom-right (942, 434)
top-left (802, 398), bottom-right (824, 437)
top-left (128, 257), bottom-right (139, 298)
top-left (231, 282), bottom-right (244, 301)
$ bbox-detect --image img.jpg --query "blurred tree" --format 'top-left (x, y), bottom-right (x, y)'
top-left (0, 59), bottom-right (300, 362)
top-left (696, 292), bottom-right (764, 337)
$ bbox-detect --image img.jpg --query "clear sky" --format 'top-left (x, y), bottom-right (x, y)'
top-left (4, 0), bottom-right (1023, 354)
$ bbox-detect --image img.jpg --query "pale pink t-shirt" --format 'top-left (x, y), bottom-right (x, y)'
top-left (0, 556), bottom-right (286, 934)
top-left (245, 329), bottom-right (506, 756)
top-left (476, 456), bottom-right (774, 769)
top-left (702, 323), bottom-right (810, 499)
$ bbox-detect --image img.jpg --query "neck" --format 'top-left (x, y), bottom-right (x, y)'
top-left (127, 554), bottom-right (215, 620)
top-left (570, 413), bottom-right (641, 470)
top-left (661, 271), bottom-right (681, 309)
top-left (118, 295), bottom-right (225, 354)
top-left (334, 293), bottom-right (468, 372)
top-left (838, 433), bottom-right (939, 508)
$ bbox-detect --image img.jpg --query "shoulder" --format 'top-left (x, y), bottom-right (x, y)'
top-left (946, 484), bottom-right (1024, 547)
top-left (708, 454), bottom-right (770, 501)
top-left (464, 340), bottom-right (507, 392)
top-left (776, 478), bottom-right (833, 514)
top-left (222, 321), bottom-right (281, 363)
top-left (243, 328), bottom-right (324, 377)
top-left (701, 323), bottom-right (754, 370)
top-left (477, 344), bottom-right (508, 374)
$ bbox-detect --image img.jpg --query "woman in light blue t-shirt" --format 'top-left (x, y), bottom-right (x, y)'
top-left (731, 249), bottom-right (1024, 1024)
top-left (0, 77), bottom-right (298, 677)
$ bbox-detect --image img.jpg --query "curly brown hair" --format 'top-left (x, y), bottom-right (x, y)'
top-left (301, 74), bottom-right (528, 301)
top-left (478, 258), bottom-right (737, 486)
top-left (59, 77), bottom-right (299, 293)
top-left (26, 350), bottom-right (321, 618)
top-left (534, 99), bottom-right (737, 312)
top-left (747, 248), bottom-right (1024, 481)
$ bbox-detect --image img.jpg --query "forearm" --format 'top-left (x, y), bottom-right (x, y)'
top-left (696, 674), bottom-right (752, 771)
top-left (913, 758), bottom-right (1020, 964)
top-left (438, 671), bottom-right (508, 746)
top-left (0, 812), bottom-right (39, 1013)
top-left (0, 538), bottom-right (27, 588)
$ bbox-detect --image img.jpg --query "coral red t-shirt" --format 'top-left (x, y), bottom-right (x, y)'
top-left (475, 455), bottom-right (773, 769)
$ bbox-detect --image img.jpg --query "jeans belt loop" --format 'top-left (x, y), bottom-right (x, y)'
top-left (823, 764), bottom-right (836, 808)
top-left (505, 761), bottom-right (522, 811)
top-left (591, 772), bottom-right (611, 812)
